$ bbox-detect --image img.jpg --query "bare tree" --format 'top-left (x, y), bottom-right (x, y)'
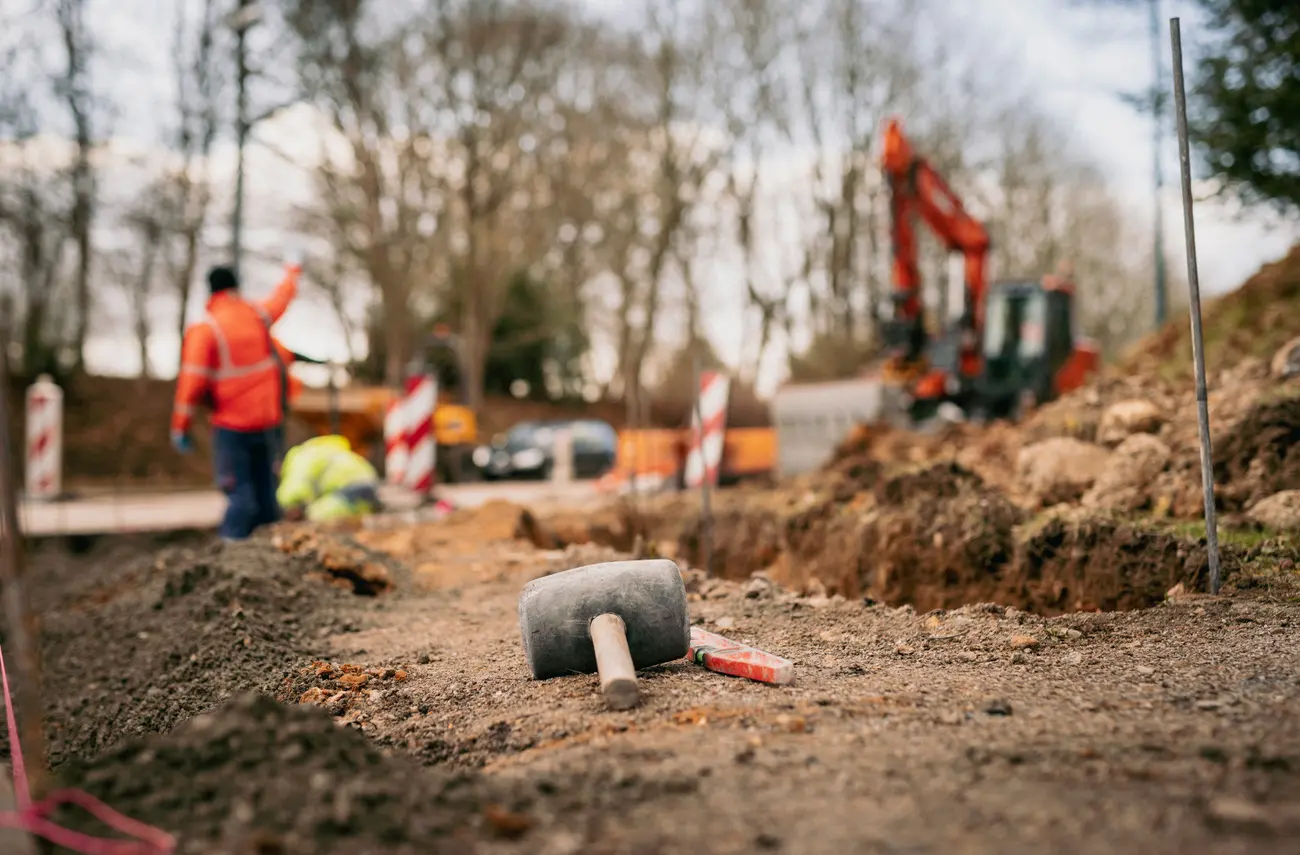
top-left (55, 0), bottom-right (96, 374)
top-left (0, 44), bottom-right (69, 377)
top-left (165, 0), bottom-right (222, 346)
top-left (708, 0), bottom-right (793, 383)
top-left (429, 0), bottom-right (576, 409)
top-left (284, 0), bottom-right (435, 385)
top-left (791, 0), bottom-right (928, 347)
top-left (600, 1), bottom-right (725, 400)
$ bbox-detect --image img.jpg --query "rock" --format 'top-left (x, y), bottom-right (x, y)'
top-left (1010, 652), bottom-right (1031, 665)
top-left (1083, 433), bottom-right (1172, 512)
top-left (1205, 797), bottom-right (1274, 834)
top-left (715, 616), bottom-right (736, 630)
top-left (483, 804), bottom-right (534, 839)
top-left (1247, 491), bottom-right (1300, 532)
top-left (1136, 665), bottom-right (1156, 676)
top-left (1098, 399), bottom-right (1165, 446)
top-left (1017, 438), bottom-right (1112, 506)
top-left (298, 687), bottom-right (328, 705)
top-left (1063, 651), bottom-right (1083, 666)
top-left (1010, 634), bottom-right (1040, 650)
top-left (743, 575), bottom-right (776, 600)
top-left (1271, 336), bottom-right (1300, 380)
top-left (984, 699), bottom-right (1013, 716)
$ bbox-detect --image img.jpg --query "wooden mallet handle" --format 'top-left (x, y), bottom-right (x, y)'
top-left (589, 613), bottom-right (639, 710)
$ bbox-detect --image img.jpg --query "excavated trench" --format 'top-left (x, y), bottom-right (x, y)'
top-left (547, 463), bottom-right (1253, 615)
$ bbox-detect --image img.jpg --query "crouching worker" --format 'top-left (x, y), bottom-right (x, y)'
top-left (277, 435), bottom-right (383, 523)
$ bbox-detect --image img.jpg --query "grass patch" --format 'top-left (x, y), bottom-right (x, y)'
top-left (1160, 519), bottom-right (1288, 550)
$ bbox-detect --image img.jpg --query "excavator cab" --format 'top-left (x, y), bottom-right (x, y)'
top-left (976, 277), bottom-right (1095, 420)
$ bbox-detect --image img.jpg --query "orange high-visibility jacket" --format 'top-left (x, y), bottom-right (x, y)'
top-left (172, 268), bottom-right (300, 434)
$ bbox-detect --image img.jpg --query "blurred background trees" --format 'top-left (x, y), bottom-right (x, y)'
top-left (0, 0), bottom-right (1295, 407)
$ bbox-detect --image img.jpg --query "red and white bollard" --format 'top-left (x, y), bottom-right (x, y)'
top-left (383, 398), bottom-right (409, 487)
top-left (25, 374), bottom-right (63, 501)
top-left (401, 372), bottom-right (438, 501)
top-left (683, 370), bottom-right (731, 488)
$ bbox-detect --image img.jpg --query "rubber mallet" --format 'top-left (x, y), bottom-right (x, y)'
top-left (518, 559), bottom-right (690, 710)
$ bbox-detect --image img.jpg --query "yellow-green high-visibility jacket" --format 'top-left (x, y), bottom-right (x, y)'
top-left (277, 435), bottom-right (380, 521)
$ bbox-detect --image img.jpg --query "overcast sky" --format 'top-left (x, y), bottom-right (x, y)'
top-left (68, 0), bottom-right (1300, 391)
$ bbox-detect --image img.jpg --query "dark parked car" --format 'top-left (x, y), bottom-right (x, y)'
top-left (472, 419), bottom-right (618, 481)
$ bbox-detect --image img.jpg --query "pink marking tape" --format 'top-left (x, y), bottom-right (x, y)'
top-left (0, 644), bottom-right (176, 854)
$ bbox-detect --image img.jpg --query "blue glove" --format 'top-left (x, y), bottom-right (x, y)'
top-left (170, 430), bottom-right (193, 455)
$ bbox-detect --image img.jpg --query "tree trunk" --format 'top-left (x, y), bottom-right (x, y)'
top-left (70, 155), bottom-right (92, 374)
top-left (175, 227), bottom-right (199, 345)
top-left (136, 237), bottom-right (158, 379)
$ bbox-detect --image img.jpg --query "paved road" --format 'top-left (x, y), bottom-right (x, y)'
top-left (16, 481), bottom-right (600, 537)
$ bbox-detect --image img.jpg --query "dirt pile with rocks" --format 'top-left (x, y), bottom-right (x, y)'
top-left (825, 245), bottom-right (1300, 526)
top-left (1123, 242), bottom-right (1300, 382)
top-left (33, 536), bottom-right (357, 767)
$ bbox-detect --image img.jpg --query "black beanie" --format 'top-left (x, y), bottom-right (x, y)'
top-left (208, 266), bottom-right (239, 294)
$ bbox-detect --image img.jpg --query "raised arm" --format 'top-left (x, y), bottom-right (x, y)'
top-left (257, 263), bottom-right (302, 324)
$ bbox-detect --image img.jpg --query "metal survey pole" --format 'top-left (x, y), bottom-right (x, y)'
top-left (692, 355), bottom-right (713, 578)
top-left (0, 314), bottom-right (50, 803)
top-left (1170, 17), bottom-right (1222, 594)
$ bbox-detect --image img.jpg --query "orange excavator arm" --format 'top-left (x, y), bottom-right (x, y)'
top-left (881, 117), bottom-right (991, 379)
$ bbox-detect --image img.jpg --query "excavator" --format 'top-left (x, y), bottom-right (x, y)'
top-left (878, 117), bottom-right (1099, 424)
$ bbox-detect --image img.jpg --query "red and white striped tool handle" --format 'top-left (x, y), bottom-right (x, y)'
top-left (687, 626), bottom-right (794, 686)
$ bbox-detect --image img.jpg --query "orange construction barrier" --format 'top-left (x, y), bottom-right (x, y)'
top-left (598, 427), bottom-right (775, 493)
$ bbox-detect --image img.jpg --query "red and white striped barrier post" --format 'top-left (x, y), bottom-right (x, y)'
top-left (24, 374), bottom-right (63, 502)
top-left (683, 369), bottom-right (730, 489)
top-left (382, 398), bottom-right (408, 487)
top-left (401, 370), bottom-right (438, 502)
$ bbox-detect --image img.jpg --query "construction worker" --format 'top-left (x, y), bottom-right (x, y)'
top-left (171, 261), bottom-right (301, 540)
top-left (277, 435), bottom-right (383, 522)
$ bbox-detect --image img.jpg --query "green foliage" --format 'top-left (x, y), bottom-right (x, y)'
top-left (483, 270), bottom-right (588, 401)
top-left (1193, 0), bottom-right (1300, 213)
top-left (422, 269), bottom-right (588, 402)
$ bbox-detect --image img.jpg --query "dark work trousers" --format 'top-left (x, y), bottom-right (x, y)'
top-left (212, 426), bottom-right (283, 540)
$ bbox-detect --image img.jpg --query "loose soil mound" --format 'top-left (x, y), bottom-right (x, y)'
top-left (1214, 395), bottom-right (1300, 510)
top-left (37, 537), bottom-right (353, 767)
top-left (1124, 243), bottom-right (1300, 381)
top-left (57, 693), bottom-right (488, 855)
top-left (1009, 514), bottom-right (1212, 613)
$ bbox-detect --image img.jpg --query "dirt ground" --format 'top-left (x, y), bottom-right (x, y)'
top-left (10, 246), bottom-right (1299, 853)
top-left (17, 498), bottom-right (1300, 855)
